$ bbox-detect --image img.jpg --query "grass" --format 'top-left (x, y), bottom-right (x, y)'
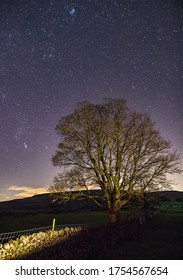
top-left (0, 211), bottom-right (107, 233)
top-left (19, 210), bottom-right (183, 260)
top-left (105, 211), bottom-right (183, 259)
top-left (0, 206), bottom-right (145, 233)
top-left (1, 202), bottom-right (183, 259)
top-left (158, 201), bottom-right (183, 212)
top-left (105, 202), bottom-right (183, 259)
top-left (1, 201), bottom-right (183, 233)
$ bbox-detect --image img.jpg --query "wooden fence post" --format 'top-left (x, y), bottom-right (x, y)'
top-left (51, 218), bottom-right (56, 237)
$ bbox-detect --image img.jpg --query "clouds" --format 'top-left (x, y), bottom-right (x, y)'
top-left (0, 193), bottom-right (11, 201)
top-left (7, 185), bottom-right (49, 198)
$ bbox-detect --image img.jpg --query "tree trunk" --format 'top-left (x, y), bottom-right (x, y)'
top-left (108, 208), bottom-right (120, 224)
top-left (143, 193), bottom-right (148, 219)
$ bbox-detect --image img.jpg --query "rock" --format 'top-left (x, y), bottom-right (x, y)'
top-left (22, 237), bottom-right (29, 245)
top-left (13, 240), bottom-right (19, 248)
top-left (3, 243), bottom-right (10, 250)
top-left (19, 243), bottom-right (24, 248)
top-left (0, 226), bottom-right (83, 260)
top-left (19, 235), bottom-right (26, 242)
top-left (9, 243), bottom-right (15, 249)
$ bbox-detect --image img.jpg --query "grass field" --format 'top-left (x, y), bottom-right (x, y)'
top-left (0, 211), bottom-right (107, 233)
top-left (0, 209), bottom-right (142, 233)
top-left (1, 202), bottom-right (183, 259)
top-left (100, 201), bottom-right (183, 259)
top-left (0, 201), bottom-right (183, 233)
top-left (158, 201), bottom-right (183, 212)
top-left (21, 210), bottom-right (183, 260)
top-left (106, 211), bottom-right (183, 259)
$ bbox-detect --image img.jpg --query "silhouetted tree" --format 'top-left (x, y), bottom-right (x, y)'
top-left (50, 98), bottom-right (181, 223)
top-left (138, 188), bottom-right (161, 218)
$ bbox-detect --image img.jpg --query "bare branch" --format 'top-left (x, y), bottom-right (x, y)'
top-left (50, 98), bottom-right (182, 223)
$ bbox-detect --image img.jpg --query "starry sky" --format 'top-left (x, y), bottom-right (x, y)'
top-left (0, 0), bottom-right (182, 201)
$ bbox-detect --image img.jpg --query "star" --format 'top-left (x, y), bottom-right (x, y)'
top-left (15, 127), bottom-right (24, 140)
top-left (23, 142), bottom-right (28, 150)
top-left (131, 84), bottom-right (135, 90)
top-left (69, 8), bottom-right (76, 17)
top-left (0, 0), bottom-right (182, 201)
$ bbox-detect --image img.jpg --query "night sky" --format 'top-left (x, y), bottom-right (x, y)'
top-left (0, 0), bottom-right (182, 201)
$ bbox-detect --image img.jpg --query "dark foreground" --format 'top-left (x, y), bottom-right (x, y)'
top-left (24, 212), bottom-right (183, 260)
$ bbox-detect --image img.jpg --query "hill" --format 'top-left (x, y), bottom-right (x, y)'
top-left (0, 192), bottom-right (99, 215)
top-left (0, 190), bottom-right (182, 215)
top-left (161, 190), bottom-right (183, 201)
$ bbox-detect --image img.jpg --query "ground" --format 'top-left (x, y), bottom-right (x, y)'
top-left (0, 202), bottom-right (183, 259)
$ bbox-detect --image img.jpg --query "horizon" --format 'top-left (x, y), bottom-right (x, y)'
top-left (1, 187), bottom-right (183, 203)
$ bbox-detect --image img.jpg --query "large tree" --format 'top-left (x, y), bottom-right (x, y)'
top-left (50, 98), bottom-right (181, 223)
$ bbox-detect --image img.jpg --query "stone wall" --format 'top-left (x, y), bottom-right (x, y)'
top-left (0, 226), bottom-right (81, 260)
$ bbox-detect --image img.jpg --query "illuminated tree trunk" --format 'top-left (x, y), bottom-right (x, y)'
top-left (108, 201), bottom-right (121, 224)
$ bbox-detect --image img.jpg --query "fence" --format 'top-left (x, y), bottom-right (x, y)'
top-left (0, 222), bottom-right (90, 244)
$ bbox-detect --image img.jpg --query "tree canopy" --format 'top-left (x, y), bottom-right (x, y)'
top-left (50, 98), bottom-right (181, 223)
